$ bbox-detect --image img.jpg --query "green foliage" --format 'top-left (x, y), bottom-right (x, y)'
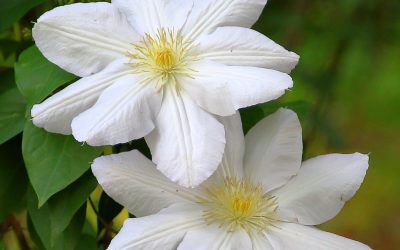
top-left (15, 46), bottom-right (75, 110)
top-left (0, 0), bottom-right (398, 249)
top-left (0, 0), bottom-right (46, 31)
top-left (28, 187), bottom-right (87, 250)
top-left (22, 121), bottom-right (102, 206)
top-left (97, 192), bottom-right (123, 235)
top-left (0, 88), bottom-right (26, 144)
top-left (0, 137), bottom-right (28, 222)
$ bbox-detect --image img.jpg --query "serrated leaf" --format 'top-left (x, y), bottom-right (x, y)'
top-left (28, 172), bottom-right (93, 249)
top-left (0, 136), bottom-right (28, 222)
top-left (15, 46), bottom-right (75, 110)
top-left (0, 0), bottom-right (46, 31)
top-left (0, 88), bottom-right (26, 144)
top-left (23, 120), bottom-right (101, 206)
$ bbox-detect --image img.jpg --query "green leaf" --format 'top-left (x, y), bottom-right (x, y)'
top-left (0, 136), bottom-right (28, 222)
top-left (0, 0), bottom-right (46, 31)
top-left (23, 120), bottom-right (101, 206)
top-left (0, 69), bottom-right (16, 94)
top-left (0, 88), bottom-right (26, 144)
top-left (28, 174), bottom-right (92, 250)
top-left (48, 171), bottom-right (97, 241)
top-left (15, 46), bottom-right (75, 110)
top-left (53, 206), bottom-right (86, 250)
top-left (74, 234), bottom-right (98, 250)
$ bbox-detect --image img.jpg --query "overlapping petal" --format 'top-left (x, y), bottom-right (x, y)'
top-left (108, 203), bottom-right (204, 250)
top-left (145, 86), bottom-right (225, 187)
top-left (267, 222), bottom-right (371, 250)
top-left (272, 153), bottom-right (369, 225)
top-left (112, 0), bottom-right (193, 35)
top-left (196, 27), bottom-right (299, 73)
top-left (182, 60), bottom-right (293, 116)
top-left (243, 108), bottom-right (303, 192)
top-left (182, 0), bottom-right (268, 41)
top-left (178, 225), bottom-right (252, 250)
top-left (71, 74), bottom-right (162, 146)
top-left (31, 59), bottom-right (132, 135)
top-left (92, 150), bottom-right (204, 217)
top-left (33, 2), bottom-right (138, 77)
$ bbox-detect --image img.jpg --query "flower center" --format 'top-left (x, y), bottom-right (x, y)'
top-left (128, 28), bottom-right (194, 91)
top-left (199, 177), bottom-right (278, 234)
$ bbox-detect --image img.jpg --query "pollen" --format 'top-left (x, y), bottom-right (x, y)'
top-left (127, 28), bottom-right (195, 91)
top-left (199, 177), bottom-right (278, 234)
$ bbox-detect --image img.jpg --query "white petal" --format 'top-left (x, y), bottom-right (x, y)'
top-left (272, 153), bottom-right (369, 225)
top-left (196, 26), bottom-right (299, 73)
top-left (33, 2), bottom-right (137, 77)
top-left (182, 0), bottom-right (268, 41)
top-left (183, 61), bottom-right (293, 116)
top-left (145, 86), bottom-right (225, 188)
top-left (267, 222), bottom-right (371, 250)
top-left (71, 74), bottom-right (161, 146)
top-left (31, 59), bottom-right (131, 135)
top-left (112, 0), bottom-right (193, 36)
top-left (212, 113), bottom-right (245, 180)
top-left (244, 109), bottom-right (303, 192)
top-left (108, 203), bottom-right (204, 250)
top-left (92, 150), bottom-right (206, 217)
top-left (250, 234), bottom-right (273, 250)
top-left (178, 225), bottom-right (252, 250)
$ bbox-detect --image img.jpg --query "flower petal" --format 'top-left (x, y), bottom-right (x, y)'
top-left (196, 27), bottom-right (299, 73)
top-left (250, 234), bottom-right (274, 250)
top-left (178, 225), bottom-right (252, 250)
top-left (71, 74), bottom-right (162, 146)
top-left (213, 113), bottom-right (245, 180)
top-left (112, 0), bottom-right (193, 36)
top-left (92, 150), bottom-right (205, 217)
top-left (272, 153), bottom-right (369, 225)
top-left (182, 0), bottom-right (268, 41)
top-left (268, 222), bottom-right (371, 250)
top-left (108, 203), bottom-right (204, 250)
top-left (183, 60), bottom-right (293, 116)
top-left (145, 86), bottom-right (225, 188)
top-left (31, 59), bottom-right (132, 135)
top-left (33, 2), bottom-right (138, 77)
top-left (244, 109), bottom-right (303, 192)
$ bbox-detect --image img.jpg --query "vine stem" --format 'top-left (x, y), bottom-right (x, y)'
top-left (88, 197), bottom-right (118, 234)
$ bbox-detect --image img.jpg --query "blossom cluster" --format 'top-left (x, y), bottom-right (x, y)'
top-left (31, 0), bottom-right (371, 249)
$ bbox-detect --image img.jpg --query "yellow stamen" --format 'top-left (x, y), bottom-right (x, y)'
top-left (199, 177), bottom-right (278, 234)
top-left (127, 28), bottom-right (195, 92)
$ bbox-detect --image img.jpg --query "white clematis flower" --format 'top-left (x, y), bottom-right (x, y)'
top-left (31, 0), bottom-right (298, 187)
top-left (92, 109), bottom-right (371, 250)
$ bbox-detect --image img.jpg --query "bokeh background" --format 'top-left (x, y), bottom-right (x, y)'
top-left (254, 0), bottom-right (400, 249)
top-left (0, 0), bottom-right (399, 249)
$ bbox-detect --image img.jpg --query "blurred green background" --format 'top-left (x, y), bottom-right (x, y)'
top-left (254, 0), bottom-right (400, 249)
top-left (0, 0), bottom-right (399, 249)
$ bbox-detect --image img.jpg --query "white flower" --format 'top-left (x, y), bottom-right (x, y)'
top-left (92, 109), bottom-right (371, 250)
top-left (31, 0), bottom-right (298, 187)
